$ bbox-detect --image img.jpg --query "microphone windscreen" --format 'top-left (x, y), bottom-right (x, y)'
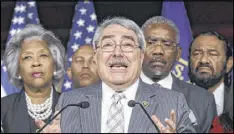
top-left (80, 101), bottom-right (90, 108)
top-left (128, 100), bottom-right (136, 107)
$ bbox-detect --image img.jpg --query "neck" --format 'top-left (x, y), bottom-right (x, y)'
top-left (24, 85), bottom-right (52, 104)
top-left (106, 79), bottom-right (138, 92)
top-left (208, 78), bottom-right (224, 93)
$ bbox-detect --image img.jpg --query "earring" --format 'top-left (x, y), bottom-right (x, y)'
top-left (18, 75), bottom-right (22, 79)
top-left (53, 71), bottom-right (57, 76)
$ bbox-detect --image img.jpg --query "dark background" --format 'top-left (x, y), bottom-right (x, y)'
top-left (1, 1), bottom-right (233, 52)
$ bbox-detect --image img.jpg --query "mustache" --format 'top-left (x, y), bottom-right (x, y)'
top-left (195, 62), bottom-right (214, 72)
top-left (107, 58), bottom-right (129, 67)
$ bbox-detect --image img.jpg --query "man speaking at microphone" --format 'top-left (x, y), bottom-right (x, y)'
top-left (36, 17), bottom-right (195, 133)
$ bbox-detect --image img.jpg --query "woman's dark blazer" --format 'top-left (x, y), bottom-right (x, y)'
top-left (1, 87), bottom-right (60, 133)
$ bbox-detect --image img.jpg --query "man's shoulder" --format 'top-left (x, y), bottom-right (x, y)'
top-left (174, 77), bottom-right (213, 97)
top-left (140, 81), bottom-right (184, 98)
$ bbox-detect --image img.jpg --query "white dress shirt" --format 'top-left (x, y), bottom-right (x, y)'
top-left (212, 83), bottom-right (225, 116)
top-left (101, 79), bottom-right (139, 133)
top-left (140, 71), bottom-right (173, 89)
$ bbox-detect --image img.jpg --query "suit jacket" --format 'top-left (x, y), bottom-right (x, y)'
top-left (56, 80), bottom-right (195, 133)
top-left (224, 85), bottom-right (232, 117)
top-left (171, 74), bottom-right (217, 133)
top-left (1, 87), bottom-right (60, 133)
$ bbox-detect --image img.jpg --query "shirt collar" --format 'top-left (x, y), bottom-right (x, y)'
top-left (213, 82), bottom-right (225, 107)
top-left (140, 71), bottom-right (173, 89)
top-left (102, 79), bottom-right (139, 101)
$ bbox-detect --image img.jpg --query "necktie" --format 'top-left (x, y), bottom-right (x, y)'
top-left (106, 92), bottom-right (125, 133)
top-left (152, 82), bottom-right (162, 88)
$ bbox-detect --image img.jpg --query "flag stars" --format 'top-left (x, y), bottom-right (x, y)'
top-left (64, 80), bottom-right (72, 89)
top-left (90, 13), bottom-right (97, 21)
top-left (86, 25), bottom-right (95, 33)
top-left (71, 43), bottom-right (80, 52)
top-left (79, 7), bottom-right (87, 15)
top-left (85, 37), bottom-right (92, 44)
top-left (27, 13), bottom-right (33, 19)
top-left (77, 19), bottom-right (85, 27)
top-left (74, 31), bottom-right (82, 39)
top-left (12, 16), bottom-right (25, 24)
top-left (2, 66), bottom-right (7, 72)
top-left (14, 5), bottom-right (26, 13)
top-left (69, 57), bottom-right (72, 62)
top-left (28, 2), bottom-right (36, 7)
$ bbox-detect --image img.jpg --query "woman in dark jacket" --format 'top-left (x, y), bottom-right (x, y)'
top-left (1, 24), bottom-right (66, 133)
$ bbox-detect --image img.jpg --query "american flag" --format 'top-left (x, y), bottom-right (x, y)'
top-left (62, 0), bottom-right (97, 92)
top-left (1, 1), bottom-right (40, 98)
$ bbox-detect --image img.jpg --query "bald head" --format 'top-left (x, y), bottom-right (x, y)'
top-left (67, 44), bottom-right (100, 88)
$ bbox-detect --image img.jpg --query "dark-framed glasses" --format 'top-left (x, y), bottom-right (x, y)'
top-left (96, 43), bottom-right (141, 52)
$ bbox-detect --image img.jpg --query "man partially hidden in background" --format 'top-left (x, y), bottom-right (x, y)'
top-left (140, 16), bottom-right (217, 133)
top-left (67, 45), bottom-right (100, 88)
top-left (189, 31), bottom-right (233, 132)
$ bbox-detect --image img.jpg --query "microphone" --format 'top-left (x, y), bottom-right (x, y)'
top-left (128, 100), bottom-right (160, 133)
top-left (37, 101), bottom-right (90, 133)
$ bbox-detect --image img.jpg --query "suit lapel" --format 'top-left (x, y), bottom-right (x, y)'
top-left (80, 83), bottom-right (102, 133)
top-left (128, 80), bottom-right (159, 133)
top-left (11, 90), bottom-right (31, 133)
top-left (223, 86), bottom-right (230, 113)
top-left (171, 74), bottom-right (189, 101)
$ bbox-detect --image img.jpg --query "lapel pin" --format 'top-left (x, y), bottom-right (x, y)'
top-left (142, 101), bottom-right (149, 107)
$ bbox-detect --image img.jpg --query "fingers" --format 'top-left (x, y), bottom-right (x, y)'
top-left (151, 115), bottom-right (167, 133)
top-left (52, 111), bottom-right (61, 125)
top-left (165, 118), bottom-right (176, 132)
top-left (35, 120), bottom-right (46, 129)
top-left (170, 109), bottom-right (176, 123)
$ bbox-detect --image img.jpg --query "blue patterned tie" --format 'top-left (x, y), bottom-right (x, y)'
top-left (106, 92), bottom-right (125, 133)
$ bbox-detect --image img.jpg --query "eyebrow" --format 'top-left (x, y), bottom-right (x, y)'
top-left (122, 35), bottom-right (135, 42)
top-left (101, 35), bottom-right (114, 41)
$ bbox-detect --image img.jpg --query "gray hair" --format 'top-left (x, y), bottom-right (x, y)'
top-left (4, 24), bottom-right (66, 89)
top-left (92, 16), bottom-right (146, 50)
top-left (141, 16), bottom-right (180, 44)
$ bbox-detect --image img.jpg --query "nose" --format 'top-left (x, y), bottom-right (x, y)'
top-left (31, 58), bottom-right (42, 67)
top-left (83, 60), bottom-right (90, 69)
top-left (200, 52), bottom-right (209, 64)
top-left (151, 42), bottom-right (165, 56)
top-left (113, 45), bottom-right (123, 56)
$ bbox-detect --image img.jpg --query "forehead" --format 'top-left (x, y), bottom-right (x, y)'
top-left (192, 35), bottom-right (225, 51)
top-left (74, 45), bottom-right (94, 57)
top-left (101, 24), bottom-right (137, 40)
top-left (144, 23), bottom-right (176, 38)
top-left (21, 39), bottom-right (49, 51)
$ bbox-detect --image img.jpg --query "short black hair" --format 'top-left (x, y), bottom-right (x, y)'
top-left (189, 31), bottom-right (233, 87)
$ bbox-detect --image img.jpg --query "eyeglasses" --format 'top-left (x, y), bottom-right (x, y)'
top-left (96, 43), bottom-right (141, 52)
top-left (146, 38), bottom-right (177, 51)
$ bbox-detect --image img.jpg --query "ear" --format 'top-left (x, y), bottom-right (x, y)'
top-left (226, 56), bottom-right (233, 73)
top-left (140, 50), bottom-right (145, 65)
top-left (66, 67), bottom-right (72, 80)
top-left (176, 46), bottom-right (182, 61)
top-left (93, 50), bottom-right (98, 64)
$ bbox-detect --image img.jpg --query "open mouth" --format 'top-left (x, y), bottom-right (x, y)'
top-left (109, 64), bottom-right (128, 69)
top-left (197, 67), bottom-right (212, 73)
top-left (32, 72), bottom-right (44, 78)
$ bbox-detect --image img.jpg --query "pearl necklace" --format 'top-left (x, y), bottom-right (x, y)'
top-left (25, 88), bottom-right (53, 120)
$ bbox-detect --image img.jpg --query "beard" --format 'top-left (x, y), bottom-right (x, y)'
top-left (189, 62), bottom-right (226, 89)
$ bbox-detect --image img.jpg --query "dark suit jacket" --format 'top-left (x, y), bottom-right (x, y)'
top-left (171, 74), bottom-right (217, 133)
top-left (224, 85), bottom-right (232, 118)
top-left (56, 80), bottom-right (195, 133)
top-left (1, 87), bottom-right (60, 133)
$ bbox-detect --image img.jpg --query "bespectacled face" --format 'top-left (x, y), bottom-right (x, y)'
top-left (143, 23), bottom-right (181, 80)
top-left (94, 24), bottom-right (144, 91)
top-left (67, 45), bottom-right (99, 88)
top-left (19, 40), bottom-right (54, 89)
top-left (189, 35), bottom-right (228, 88)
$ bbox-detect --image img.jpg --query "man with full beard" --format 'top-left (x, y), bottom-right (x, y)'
top-left (189, 31), bottom-right (233, 116)
top-left (140, 16), bottom-right (216, 133)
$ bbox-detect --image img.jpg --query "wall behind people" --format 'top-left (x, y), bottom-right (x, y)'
top-left (1, 2), bottom-right (233, 51)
